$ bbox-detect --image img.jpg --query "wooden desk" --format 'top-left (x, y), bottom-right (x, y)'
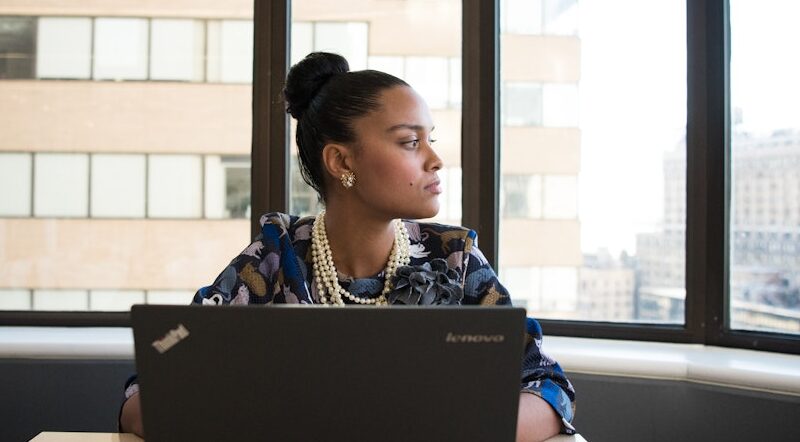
top-left (32, 432), bottom-right (587, 441)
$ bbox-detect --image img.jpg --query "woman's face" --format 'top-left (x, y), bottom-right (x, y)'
top-left (347, 85), bottom-right (443, 220)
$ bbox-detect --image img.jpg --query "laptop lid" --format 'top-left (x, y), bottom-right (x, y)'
top-left (131, 304), bottom-right (526, 442)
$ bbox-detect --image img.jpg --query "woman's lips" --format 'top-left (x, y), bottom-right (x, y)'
top-left (425, 180), bottom-right (442, 194)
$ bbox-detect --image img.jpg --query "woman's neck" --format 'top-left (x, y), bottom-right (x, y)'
top-left (322, 203), bottom-right (396, 279)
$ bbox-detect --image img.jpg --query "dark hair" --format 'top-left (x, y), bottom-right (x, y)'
top-left (283, 52), bottom-right (408, 201)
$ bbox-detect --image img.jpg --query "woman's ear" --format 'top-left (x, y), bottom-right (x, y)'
top-left (321, 143), bottom-right (354, 181)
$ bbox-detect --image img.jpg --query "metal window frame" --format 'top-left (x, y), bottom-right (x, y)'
top-left (2, 0), bottom-right (799, 355)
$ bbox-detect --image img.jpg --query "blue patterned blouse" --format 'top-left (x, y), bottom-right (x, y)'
top-left (124, 212), bottom-right (576, 433)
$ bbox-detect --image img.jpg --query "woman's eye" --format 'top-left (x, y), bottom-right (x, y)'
top-left (404, 139), bottom-right (420, 148)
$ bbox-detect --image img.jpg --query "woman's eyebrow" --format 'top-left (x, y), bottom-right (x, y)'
top-left (386, 124), bottom-right (435, 133)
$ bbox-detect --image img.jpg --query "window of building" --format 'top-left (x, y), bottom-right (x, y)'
top-left (90, 154), bottom-right (146, 218)
top-left (204, 155), bottom-right (251, 219)
top-left (0, 153), bottom-right (32, 216)
top-left (501, 0), bottom-right (542, 35)
top-left (89, 290), bottom-right (145, 312)
top-left (543, 84), bottom-right (579, 127)
top-left (93, 18), bottom-right (149, 81)
top-left (503, 82), bottom-right (543, 126)
top-left (313, 22), bottom-right (368, 71)
top-left (33, 153), bottom-right (89, 217)
top-left (0, 289), bottom-right (31, 310)
top-left (368, 55), bottom-right (405, 80)
top-left (207, 20), bottom-right (253, 83)
top-left (150, 19), bottom-right (205, 82)
top-left (543, 175), bottom-right (577, 219)
top-left (543, 0), bottom-right (578, 36)
top-left (405, 57), bottom-right (450, 110)
top-left (32, 289), bottom-right (88, 311)
top-left (36, 17), bottom-right (92, 79)
top-left (501, 175), bottom-right (542, 219)
top-left (0, 16), bottom-right (35, 79)
top-left (147, 155), bottom-right (203, 218)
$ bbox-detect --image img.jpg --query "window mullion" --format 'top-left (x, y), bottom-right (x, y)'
top-left (251, 0), bottom-right (290, 238)
top-left (461, 0), bottom-right (500, 269)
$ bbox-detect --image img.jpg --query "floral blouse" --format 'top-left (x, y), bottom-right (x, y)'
top-left (124, 212), bottom-right (576, 433)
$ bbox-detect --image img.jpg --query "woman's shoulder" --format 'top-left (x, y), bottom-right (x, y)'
top-left (405, 219), bottom-right (474, 236)
top-left (258, 212), bottom-right (315, 235)
top-left (403, 219), bottom-right (478, 258)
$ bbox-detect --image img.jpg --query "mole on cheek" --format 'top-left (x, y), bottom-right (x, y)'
top-left (409, 182), bottom-right (413, 186)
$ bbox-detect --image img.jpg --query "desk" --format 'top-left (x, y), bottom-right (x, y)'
top-left (32, 432), bottom-right (587, 441)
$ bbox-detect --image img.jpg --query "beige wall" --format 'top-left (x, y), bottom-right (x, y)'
top-left (501, 127), bottom-right (580, 175)
top-left (0, 0), bottom-right (253, 19)
top-left (499, 219), bottom-right (581, 267)
top-left (0, 218), bottom-right (249, 290)
top-left (0, 81), bottom-right (251, 154)
top-left (501, 35), bottom-right (581, 83)
top-left (294, 0), bottom-right (461, 57)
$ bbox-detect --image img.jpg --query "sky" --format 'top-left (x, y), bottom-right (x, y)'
top-left (576, 0), bottom-right (800, 256)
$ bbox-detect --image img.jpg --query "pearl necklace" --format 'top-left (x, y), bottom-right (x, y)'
top-left (311, 211), bottom-right (410, 306)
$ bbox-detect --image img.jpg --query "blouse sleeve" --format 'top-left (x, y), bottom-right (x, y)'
top-left (191, 212), bottom-right (299, 306)
top-left (461, 232), bottom-right (577, 434)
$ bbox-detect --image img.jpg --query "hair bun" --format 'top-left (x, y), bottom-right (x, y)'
top-left (284, 52), bottom-right (350, 120)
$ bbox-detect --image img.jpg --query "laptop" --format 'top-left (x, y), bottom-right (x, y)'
top-left (131, 304), bottom-right (526, 442)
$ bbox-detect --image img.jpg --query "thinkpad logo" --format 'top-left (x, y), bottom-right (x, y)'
top-left (151, 323), bottom-right (190, 354)
top-left (445, 332), bottom-right (505, 343)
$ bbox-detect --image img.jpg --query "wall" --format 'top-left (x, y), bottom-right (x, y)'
top-left (2, 360), bottom-right (799, 442)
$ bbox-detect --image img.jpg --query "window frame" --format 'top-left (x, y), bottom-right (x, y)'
top-left (2, 0), bottom-right (799, 356)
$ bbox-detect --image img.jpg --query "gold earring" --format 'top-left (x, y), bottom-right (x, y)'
top-left (340, 171), bottom-right (356, 189)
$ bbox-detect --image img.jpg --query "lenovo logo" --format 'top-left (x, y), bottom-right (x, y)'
top-left (151, 323), bottom-right (190, 354)
top-left (445, 332), bottom-right (505, 343)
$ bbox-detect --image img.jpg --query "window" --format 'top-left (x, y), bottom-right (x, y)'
top-left (36, 17), bottom-right (92, 79)
top-left (89, 290), bottom-right (145, 312)
top-left (0, 153), bottom-right (32, 216)
top-left (499, 0), bottom-right (687, 323)
top-left (93, 18), bottom-right (149, 81)
top-left (313, 22), bottom-right (368, 70)
top-left (3, 2), bottom-right (798, 356)
top-left (0, 16), bottom-right (35, 78)
top-left (147, 155), bottom-right (203, 219)
top-left (90, 154), bottom-right (146, 218)
top-left (405, 57), bottom-right (450, 110)
top-left (32, 289), bottom-right (88, 311)
top-left (150, 19), bottom-right (205, 82)
top-left (501, 175), bottom-right (542, 219)
top-left (501, 0), bottom-right (542, 35)
top-left (33, 153), bottom-right (89, 217)
top-left (207, 20), bottom-right (253, 83)
top-left (729, 0), bottom-right (800, 335)
top-left (204, 155), bottom-right (251, 219)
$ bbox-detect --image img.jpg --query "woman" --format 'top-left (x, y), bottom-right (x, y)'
top-left (120, 52), bottom-right (576, 441)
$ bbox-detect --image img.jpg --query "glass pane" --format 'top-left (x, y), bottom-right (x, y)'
top-left (499, 0), bottom-right (687, 322)
top-left (729, 0), bottom-right (800, 334)
top-left (91, 154), bottom-right (146, 218)
top-left (0, 16), bottom-right (35, 79)
top-left (290, 1), bottom-right (463, 226)
top-left (93, 18), bottom-right (149, 81)
top-left (150, 19), bottom-right (205, 82)
top-left (0, 153), bottom-right (32, 216)
top-left (34, 153), bottom-right (90, 217)
top-left (207, 20), bottom-right (253, 83)
top-left (147, 155), bottom-right (203, 218)
top-left (37, 17), bottom-right (92, 79)
top-left (0, 4), bottom-right (253, 313)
